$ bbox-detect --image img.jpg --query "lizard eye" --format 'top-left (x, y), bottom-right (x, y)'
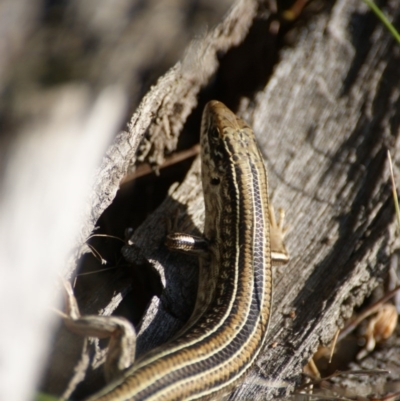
top-left (209, 126), bottom-right (219, 139)
top-left (210, 177), bottom-right (220, 185)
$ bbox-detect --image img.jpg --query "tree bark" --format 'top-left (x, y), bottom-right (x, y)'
top-left (42, 0), bottom-right (400, 399)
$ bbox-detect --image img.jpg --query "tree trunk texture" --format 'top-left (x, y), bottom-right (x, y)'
top-left (40, 0), bottom-right (400, 400)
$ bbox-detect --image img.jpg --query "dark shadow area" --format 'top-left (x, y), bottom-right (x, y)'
top-left (341, 0), bottom-right (390, 96)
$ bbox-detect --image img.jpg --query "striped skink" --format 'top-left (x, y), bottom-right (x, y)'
top-left (67, 100), bottom-right (288, 400)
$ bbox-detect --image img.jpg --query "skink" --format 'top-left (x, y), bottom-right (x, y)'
top-left (67, 100), bottom-right (288, 400)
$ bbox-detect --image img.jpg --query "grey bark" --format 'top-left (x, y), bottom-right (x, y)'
top-left (41, 0), bottom-right (400, 400)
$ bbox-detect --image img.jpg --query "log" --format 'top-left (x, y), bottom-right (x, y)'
top-left (42, 0), bottom-right (400, 399)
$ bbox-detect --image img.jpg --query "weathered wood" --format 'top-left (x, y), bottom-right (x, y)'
top-left (45, 0), bottom-right (400, 399)
top-left (231, 1), bottom-right (400, 397)
top-left (75, 0), bottom-right (261, 261)
top-left (41, 0), bottom-right (265, 398)
top-left (124, 1), bottom-right (400, 400)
